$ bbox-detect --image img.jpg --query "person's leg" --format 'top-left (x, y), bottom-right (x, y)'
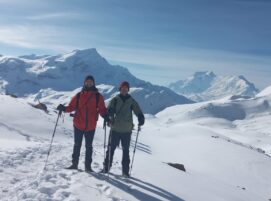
top-left (84, 130), bottom-right (95, 171)
top-left (71, 127), bottom-right (84, 168)
top-left (103, 131), bottom-right (120, 172)
top-left (120, 132), bottom-right (132, 175)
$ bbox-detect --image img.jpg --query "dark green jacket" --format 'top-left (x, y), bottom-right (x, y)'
top-left (108, 94), bottom-right (143, 133)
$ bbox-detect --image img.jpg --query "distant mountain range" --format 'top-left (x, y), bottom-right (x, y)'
top-left (168, 71), bottom-right (259, 102)
top-left (0, 48), bottom-right (193, 114)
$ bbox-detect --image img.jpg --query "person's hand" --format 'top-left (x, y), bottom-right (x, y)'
top-left (57, 104), bottom-right (66, 112)
top-left (103, 114), bottom-right (112, 127)
top-left (107, 120), bottom-right (113, 127)
top-left (138, 113), bottom-right (145, 126)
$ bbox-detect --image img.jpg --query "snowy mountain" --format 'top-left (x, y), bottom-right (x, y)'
top-left (168, 71), bottom-right (259, 102)
top-left (1, 84), bottom-right (271, 200)
top-left (0, 48), bottom-right (193, 114)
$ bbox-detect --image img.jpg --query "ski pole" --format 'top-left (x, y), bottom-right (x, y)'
top-left (129, 125), bottom-right (141, 176)
top-left (43, 110), bottom-right (62, 170)
top-left (103, 120), bottom-right (107, 166)
top-left (107, 128), bottom-right (114, 179)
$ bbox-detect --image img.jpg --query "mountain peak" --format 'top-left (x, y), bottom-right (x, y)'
top-left (56, 48), bottom-right (105, 64)
top-left (193, 71), bottom-right (216, 78)
top-left (238, 75), bottom-right (250, 84)
top-left (59, 48), bottom-right (101, 60)
top-left (71, 48), bottom-right (99, 56)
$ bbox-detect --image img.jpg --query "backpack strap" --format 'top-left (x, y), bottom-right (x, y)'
top-left (114, 97), bottom-right (118, 112)
top-left (75, 92), bottom-right (81, 111)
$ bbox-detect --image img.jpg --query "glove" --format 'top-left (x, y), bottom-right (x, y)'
top-left (103, 114), bottom-right (113, 127)
top-left (138, 113), bottom-right (145, 126)
top-left (57, 104), bottom-right (66, 112)
top-left (107, 120), bottom-right (113, 127)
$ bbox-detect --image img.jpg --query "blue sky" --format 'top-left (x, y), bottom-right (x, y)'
top-left (0, 0), bottom-right (270, 88)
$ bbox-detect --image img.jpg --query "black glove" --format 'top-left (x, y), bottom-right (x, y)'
top-left (57, 104), bottom-right (66, 112)
top-left (138, 113), bottom-right (145, 126)
top-left (103, 114), bottom-right (111, 123)
top-left (102, 114), bottom-right (113, 127)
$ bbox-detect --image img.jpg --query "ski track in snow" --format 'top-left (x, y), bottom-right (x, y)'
top-left (0, 121), bottom-right (35, 142)
top-left (196, 122), bottom-right (271, 158)
top-left (210, 132), bottom-right (271, 158)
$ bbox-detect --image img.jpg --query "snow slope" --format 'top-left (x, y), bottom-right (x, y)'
top-left (0, 49), bottom-right (192, 114)
top-left (257, 85), bottom-right (271, 97)
top-left (1, 85), bottom-right (271, 201)
top-left (169, 71), bottom-right (259, 102)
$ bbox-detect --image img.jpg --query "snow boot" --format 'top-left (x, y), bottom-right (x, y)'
top-left (65, 164), bottom-right (78, 170)
top-left (99, 168), bottom-right (109, 174)
top-left (122, 172), bottom-right (130, 178)
top-left (85, 166), bottom-right (94, 173)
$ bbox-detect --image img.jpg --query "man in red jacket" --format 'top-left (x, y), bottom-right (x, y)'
top-left (57, 75), bottom-right (109, 172)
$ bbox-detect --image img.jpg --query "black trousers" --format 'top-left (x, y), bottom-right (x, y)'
top-left (104, 131), bottom-right (132, 174)
top-left (72, 126), bottom-right (95, 168)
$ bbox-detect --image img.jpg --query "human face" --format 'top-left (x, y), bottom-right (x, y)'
top-left (84, 79), bottom-right (94, 88)
top-left (120, 86), bottom-right (129, 96)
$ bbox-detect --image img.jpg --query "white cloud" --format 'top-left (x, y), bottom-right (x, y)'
top-left (0, 24), bottom-right (78, 51)
top-left (26, 12), bottom-right (87, 21)
top-left (0, 24), bottom-right (270, 89)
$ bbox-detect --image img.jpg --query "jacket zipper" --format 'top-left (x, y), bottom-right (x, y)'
top-left (85, 107), bottom-right (89, 131)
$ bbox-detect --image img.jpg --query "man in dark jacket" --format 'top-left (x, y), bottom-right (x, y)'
top-left (57, 75), bottom-right (109, 172)
top-left (101, 81), bottom-right (145, 177)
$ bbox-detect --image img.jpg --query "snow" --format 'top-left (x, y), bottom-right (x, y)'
top-left (257, 85), bottom-right (271, 97)
top-left (1, 47), bottom-right (271, 200)
top-left (1, 85), bottom-right (271, 201)
top-left (0, 49), bottom-right (192, 114)
top-left (169, 71), bottom-right (259, 102)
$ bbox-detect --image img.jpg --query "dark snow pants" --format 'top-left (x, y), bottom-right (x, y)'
top-left (104, 131), bottom-right (132, 174)
top-left (72, 126), bottom-right (95, 168)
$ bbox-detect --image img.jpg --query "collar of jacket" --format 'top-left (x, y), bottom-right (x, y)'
top-left (119, 94), bottom-right (131, 102)
top-left (82, 86), bottom-right (98, 92)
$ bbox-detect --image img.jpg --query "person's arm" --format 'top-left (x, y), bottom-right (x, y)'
top-left (98, 94), bottom-right (106, 116)
top-left (131, 99), bottom-right (145, 126)
top-left (107, 97), bottom-right (117, 117)
top-left (64, 94), bottom-right (77, 113)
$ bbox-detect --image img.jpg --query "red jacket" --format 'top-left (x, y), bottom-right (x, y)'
top-left (65, 91), bottom-right (107, 131)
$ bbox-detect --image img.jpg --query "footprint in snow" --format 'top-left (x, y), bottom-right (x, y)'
top-left (96, 183), bottom-right (112, 196)
top-left (38, 183), bottom-right (58, 195)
